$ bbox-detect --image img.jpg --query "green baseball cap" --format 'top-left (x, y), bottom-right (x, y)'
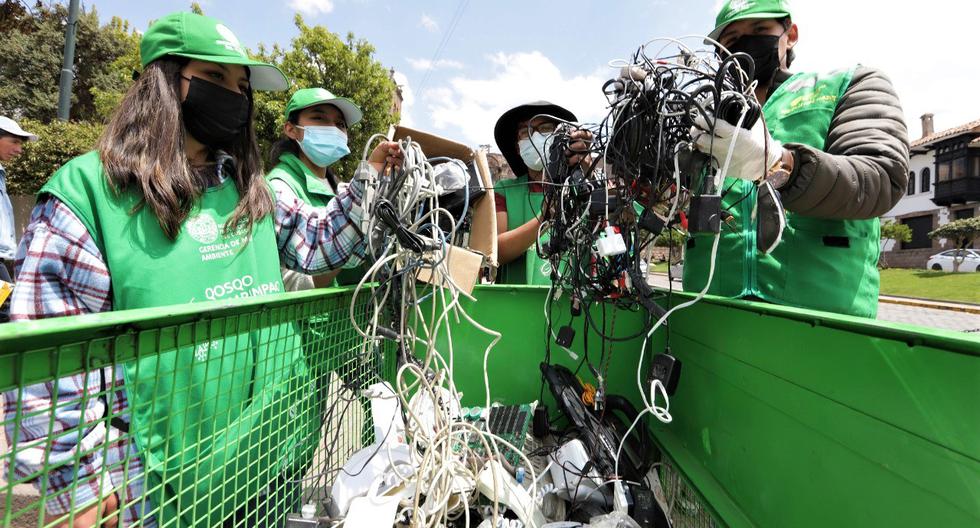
top-left (140, 12), bottom-right (289, 91)
top-left (707, 0), bottom-right (792, 43)
top-left (284, 88), bottom-right (363, 126)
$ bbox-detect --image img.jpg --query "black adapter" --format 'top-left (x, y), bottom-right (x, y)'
top-left (556, 325), bottom-right (575, 348)
top-left (532, 405), bottom-right (550, 438)
top-left (688, 194), bottom-right (721, 234)
top-left (650, 351), bottom-right (681, 396)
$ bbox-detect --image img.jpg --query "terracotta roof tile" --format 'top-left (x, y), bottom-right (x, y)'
top-left (911, 118), bottom-right (980, 149)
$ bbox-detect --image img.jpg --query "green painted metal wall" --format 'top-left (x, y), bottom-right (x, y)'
top-left (444, 286), bottom-right (980, 527)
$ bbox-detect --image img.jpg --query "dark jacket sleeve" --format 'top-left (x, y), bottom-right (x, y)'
top-left (779, 66), bottom-right (910, 219)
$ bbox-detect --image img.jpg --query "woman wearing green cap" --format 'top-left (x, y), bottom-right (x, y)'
top-left (5, 12), bottom-right (401, 528)
top-left (268, 87), bottom-right (366, 290)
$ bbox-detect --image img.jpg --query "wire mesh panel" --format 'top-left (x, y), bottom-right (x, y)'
top-left (0, 290), bottom-right (392, 528)
top-left (657, 459), bottom-right (718, 528)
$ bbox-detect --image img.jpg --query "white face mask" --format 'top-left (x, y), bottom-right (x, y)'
top-left (518, 131), bottom-right (553, 172)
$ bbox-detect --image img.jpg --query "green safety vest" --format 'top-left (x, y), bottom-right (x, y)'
top-left (494, 175), bottom-right (554, 285)
top-left (267, 152), bottom-right (363, 286)
top-left (41, 152), bottom-right (318, 526)
top-left (683, 67), bottom-right (880, 318)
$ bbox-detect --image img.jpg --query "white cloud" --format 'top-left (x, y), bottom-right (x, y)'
top-left (289, 0), bottom-right (334, 16)
top-left (407, 58), bottom-right (465, 71)
top-left (423, 51), bottom-right (611, 147)
top-left (419, 14), bottom-right (438, 32)
top-left (786, 1), bottom-right (980, 136)
top-left (392, 71), bottom-right (416, 127)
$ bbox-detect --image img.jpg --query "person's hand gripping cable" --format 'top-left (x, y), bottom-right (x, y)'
top-left (691, 113), bottom-right (787, 254)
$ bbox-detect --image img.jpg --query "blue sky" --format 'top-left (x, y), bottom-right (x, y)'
top-left (87, 0), bottom-right (980, 149)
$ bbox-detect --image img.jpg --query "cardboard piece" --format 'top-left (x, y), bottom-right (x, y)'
top-left (415, 245), bottom-right (485, 296)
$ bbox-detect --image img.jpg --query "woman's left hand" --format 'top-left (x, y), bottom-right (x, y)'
top-left (368, 141), bottom-right (404, 173)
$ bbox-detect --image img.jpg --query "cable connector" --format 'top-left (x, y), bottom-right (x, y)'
top-left (556, 325), bottom-right (575, 348)
top-left (649, 349), bottom-right (681, 396)
top-left (596, 226), bottom-right (627, 257)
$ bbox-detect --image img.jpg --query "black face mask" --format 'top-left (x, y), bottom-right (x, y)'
top-left (728, 33), bottom-right (784, 85)
top-left (180, 76), bottom-right (251, 149)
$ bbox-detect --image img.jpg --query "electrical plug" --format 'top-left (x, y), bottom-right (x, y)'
top-left (596, 226), bottom-right (627, 257)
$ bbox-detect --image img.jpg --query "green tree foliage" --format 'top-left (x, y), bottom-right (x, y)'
top-left (2, 4), bottom-right (397, 194)
top-left (880, 220), bottom-right (913, 245)
top-left (0, 1), bottom-right (140, 123)
top-left (930, 217), bottom-right (980, 248)
top-left (653, 228), bottom-right (687, 248)
top-left (879, 220), bottom-right (912, 268)
top-left (4, 119), bottom-right (104, 195)
top-left (929, 217), bottom-right (980, 271)
top-left (252, 15), bottom-right (398, 178)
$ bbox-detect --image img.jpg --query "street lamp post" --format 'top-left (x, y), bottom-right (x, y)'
top-left (56, 0), bottom-right (81, 121)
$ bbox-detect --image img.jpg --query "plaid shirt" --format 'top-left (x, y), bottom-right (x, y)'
top-left (3, 156), bottom-right (370, 525)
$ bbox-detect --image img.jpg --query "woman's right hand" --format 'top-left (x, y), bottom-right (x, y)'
top-left (47, 492), bottom-right (119, 528)
top-left (367, 141), bottom-right (404, 173)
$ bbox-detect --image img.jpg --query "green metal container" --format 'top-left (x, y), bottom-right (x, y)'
top-left (432, 285), bottom-right (980, 527)
top-left (1, 285), bottom-right (977, 527)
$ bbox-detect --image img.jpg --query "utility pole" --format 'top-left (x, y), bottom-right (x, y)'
top-left (56, 0), bottom-right (81, 121)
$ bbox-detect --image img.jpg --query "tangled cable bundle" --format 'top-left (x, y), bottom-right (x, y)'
top-left (534, 38), bottom-right (761, 334)
top-left (345, 136), bottom-right (545, 527)
top-left (328, 38), bottom-right (764, 526)
top-left (530, 38), bottom-right (763, 475)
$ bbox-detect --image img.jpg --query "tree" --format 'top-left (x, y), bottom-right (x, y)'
top-left (879, 220), bottom-right (912, 269)
top-left (0, 1), bottom-right (140, 123)
top-left (4, 119), bottom-right (104, 195)
top-left (929, 217), bottom-right (980, 272)
top-left (649, 228), bottom-right (686, 265)
top-left (252, 15), bottom-right (398, 178)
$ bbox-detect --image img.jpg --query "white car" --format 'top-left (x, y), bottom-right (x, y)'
top-left (925, 249), bottom-right (980, 272)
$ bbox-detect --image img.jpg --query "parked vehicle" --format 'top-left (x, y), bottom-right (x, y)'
top-left (926, 249), bottom-right (980, 272)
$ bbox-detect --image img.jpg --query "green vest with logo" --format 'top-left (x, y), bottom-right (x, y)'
top-left (495, 175), bottom-right (554, 285)
top-left (267, 152), bottom-right (362, 286)
top-left (683, 67), bottom-right (880, 318)
top-left (41, 151), bottom-right (319, 526)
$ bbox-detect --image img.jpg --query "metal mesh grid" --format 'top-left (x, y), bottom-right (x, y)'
top-left (0, 291), bottom-right (392, 528)
top-left (657, 458), bottom-right (718, 528)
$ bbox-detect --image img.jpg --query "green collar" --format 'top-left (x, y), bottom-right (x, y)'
top-left (278, 152), bottom-right (335, 198)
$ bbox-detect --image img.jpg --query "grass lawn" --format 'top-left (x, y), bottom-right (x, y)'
top-left (651, 261), bottom-right (670, 273)
top-left (879, 268), bottom-right (980, 304)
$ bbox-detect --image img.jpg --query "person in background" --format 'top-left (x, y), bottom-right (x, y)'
top-left (684, 0), bottom-right (909, 317)
top-left (267, 87), bottom-right (366, 290)
top-left (4, 12), bottom-right (401, 527)
top-left (0, 116), bottom-right (37, 322)
top-left (493, 101), bottom-right (577, 285)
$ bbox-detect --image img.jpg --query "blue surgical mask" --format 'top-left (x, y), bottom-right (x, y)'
top-left (518, 131), bottom-right (553, 172)
top-left (297, 125), bottom-right (350, 168)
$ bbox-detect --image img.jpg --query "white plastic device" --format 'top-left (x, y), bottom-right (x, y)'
top-left (365, 381), bottom-right (405, 445)
top-left (343, 479), bottom-right (401, 526)
top-left (596, 226), bottom-right (627, 257)
top-left (549, 439), bottom-right (606, 504)
top-left (476, 460), bottom-right (546, 528)
top-left (330, 442), bottom-right (415, 517)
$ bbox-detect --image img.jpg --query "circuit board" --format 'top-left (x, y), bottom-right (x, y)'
top-left (460, 403), bottom-right (535, 467)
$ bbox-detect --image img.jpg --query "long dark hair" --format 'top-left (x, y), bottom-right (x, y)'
top-left (269, 110), bottom-right (339, 192)
top-left (97, 57), bottom-right (273, 240)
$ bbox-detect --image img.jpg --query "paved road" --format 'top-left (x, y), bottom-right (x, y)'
top-left (647, 273), bottom-right (980, 333)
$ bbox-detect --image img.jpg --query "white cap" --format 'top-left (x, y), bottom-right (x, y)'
top-left (0, 117), bottom-right (38, 141)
